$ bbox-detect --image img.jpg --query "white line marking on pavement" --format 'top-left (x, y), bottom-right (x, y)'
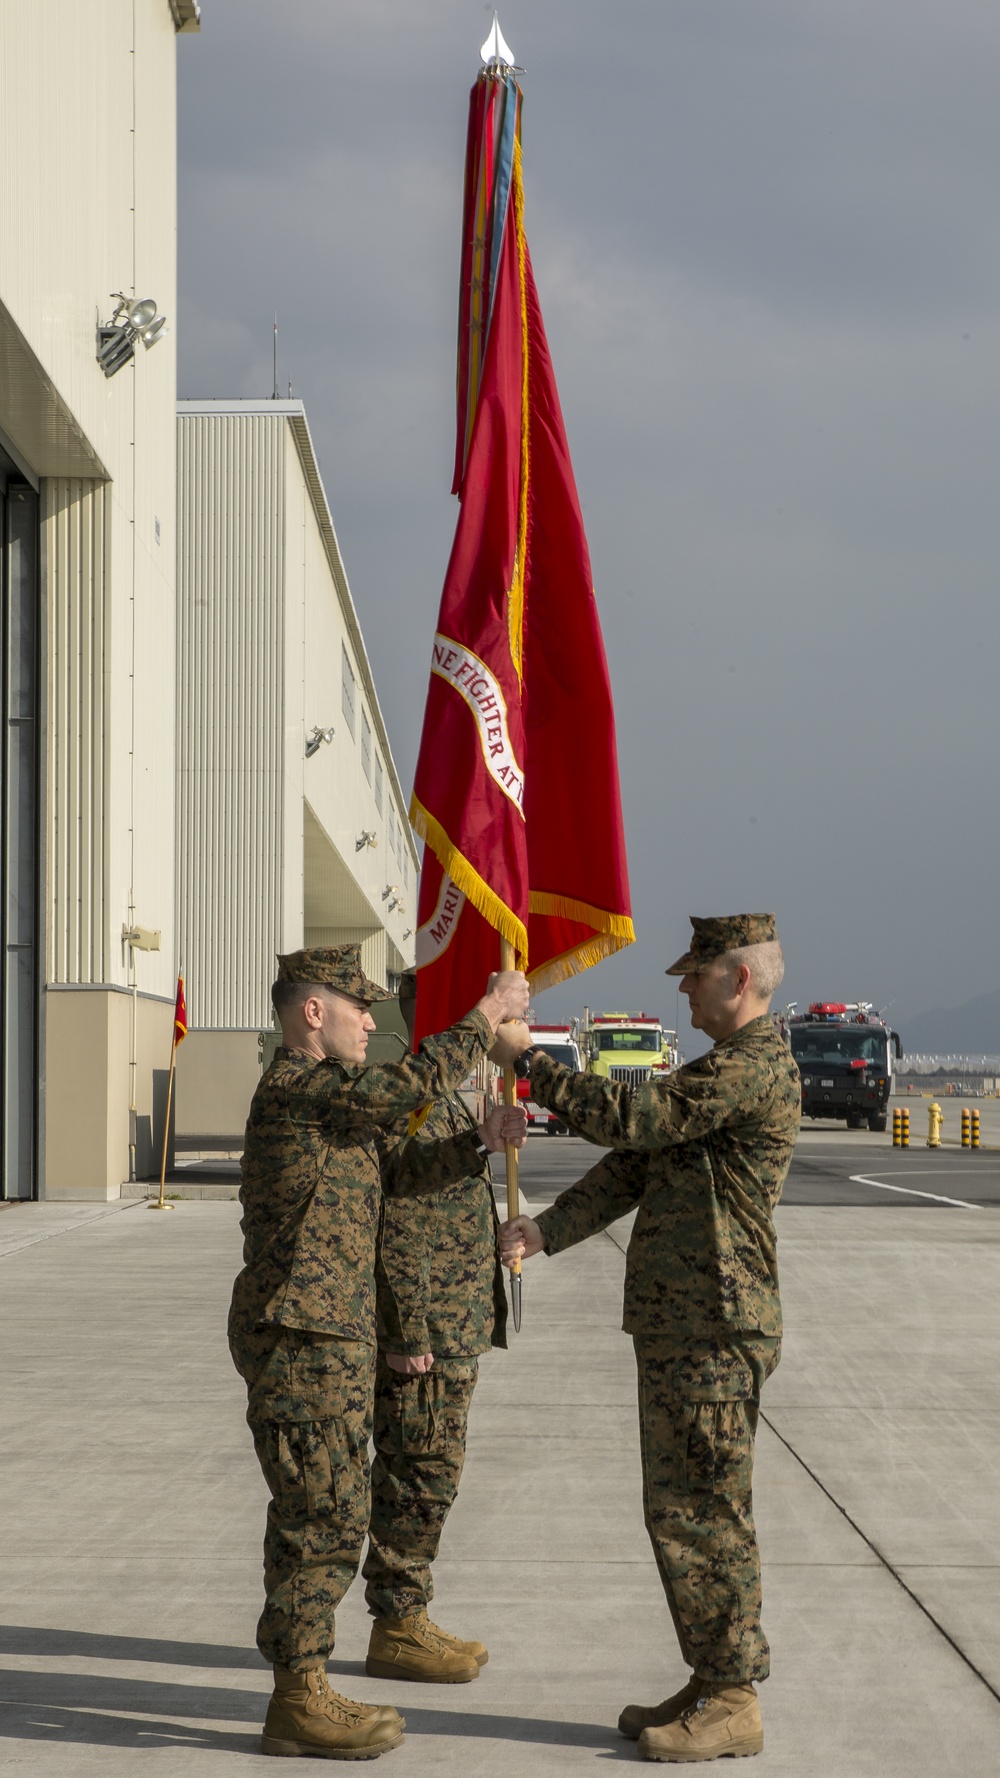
top-left (849, 1173), bottom-right (979, 1209)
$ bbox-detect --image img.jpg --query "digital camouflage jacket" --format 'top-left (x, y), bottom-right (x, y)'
top-left (376, 1091), bottom-right (508, 1359)
top-left (229, 1010), bottom-right (493, 1345)
top-left (530, 1016), bottom-right (801, 1344)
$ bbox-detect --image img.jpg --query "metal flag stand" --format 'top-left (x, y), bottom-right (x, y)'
top-left (149, 1042), bottom-right (178, 1212)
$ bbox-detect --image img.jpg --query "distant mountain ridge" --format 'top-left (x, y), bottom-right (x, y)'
top-left (901, 989), bottom-right (1000, 1055)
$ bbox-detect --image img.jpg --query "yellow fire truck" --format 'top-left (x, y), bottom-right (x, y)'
top-left (583, 1012), bottom-right (680, 1085)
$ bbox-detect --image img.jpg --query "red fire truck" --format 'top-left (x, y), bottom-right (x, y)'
top-left (515, 1023), bottom-right (583, 1134)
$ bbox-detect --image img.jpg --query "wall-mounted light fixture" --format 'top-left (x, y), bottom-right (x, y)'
top-left (403, 929), bottom-right (413, 940)
top-left (356, 830), bottom-right (378, 851)
top-left (382, 884), bottom-right (399, 901)
top-left (305, 725), bottom-right (335, 759)
top-left (122, 923), bottom-right (161, 952)
top-left (97, 293), bottom-right (168, 378)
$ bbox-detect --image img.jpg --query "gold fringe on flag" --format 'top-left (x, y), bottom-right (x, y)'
top-left (410, 794), bottom-right (529, 968)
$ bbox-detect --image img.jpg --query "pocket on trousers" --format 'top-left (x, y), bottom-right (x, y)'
top-left (671, 1350), bottom-right (754, 1401)
top-left (679, 1400), bottom-right (755, 1497)
top-left (264, 1415), bottom-right (349, 1519)
top-left (375, 1370), bottom-right (446, 1456)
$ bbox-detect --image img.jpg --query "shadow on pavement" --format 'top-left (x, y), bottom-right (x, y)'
top-left (0, 1626), bottom-right (263, 1668)
top-left (0, 1668), bottom-right (265, 1721)
top-left (0, 1661), bottom-right (625, 1755)
top-left (0, 1701), bottom-right (259, 1755)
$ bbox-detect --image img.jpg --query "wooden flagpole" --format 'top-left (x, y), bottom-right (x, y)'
top-left (149, 1032), bottom-right (178, 1211)
top-left (500, 936), bottom-right (522, 1330)
top-left (149, 1036), bottom-right (177, 1211)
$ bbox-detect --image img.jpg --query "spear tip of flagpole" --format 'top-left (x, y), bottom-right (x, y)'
top-left (481, 11), bottom-right (515, 69)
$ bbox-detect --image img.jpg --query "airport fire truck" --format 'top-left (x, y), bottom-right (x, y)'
top-left (583, 1013), bottom-right (680, 1085)
top-left (787, 1003), bottom-right (903, 1132)
top-left (516, 1024), bottom-right (583, 1134)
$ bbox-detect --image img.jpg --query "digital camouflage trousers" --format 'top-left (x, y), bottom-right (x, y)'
top-left (362, 1354), bottom-right (479, 1619)
top-left (230, 1325), bottom-right (375, 1671)
top-left (634, 1335), bottom-right (780, 1686)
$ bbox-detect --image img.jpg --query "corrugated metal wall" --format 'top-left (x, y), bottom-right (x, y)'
top-left (176, 415), bottom-right (284, 1028)
top-left (303, 925), bottom-right (387, 988)
top-left (44, 479), bottom-right (111, 984)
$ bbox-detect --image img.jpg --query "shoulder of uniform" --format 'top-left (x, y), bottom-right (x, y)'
top-left (678, 1048), bottom-right (719, 1079)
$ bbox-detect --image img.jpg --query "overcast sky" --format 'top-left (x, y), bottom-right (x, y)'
top-left (178, 0), bottom-right (1000, 1044)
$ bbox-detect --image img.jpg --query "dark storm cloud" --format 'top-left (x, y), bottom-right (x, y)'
top-left (178, 1), bottom-right (1000, 1041)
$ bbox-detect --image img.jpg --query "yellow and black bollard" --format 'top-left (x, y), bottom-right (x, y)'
top-left (901, 1107), bottom-right (910, 1148)
top-left (927, 1101), bottom-right (943, 1149)
top-left (961, 1108), bottom-right (971, 1149)
top-left (971, 1108), bottom-right (980, 1149)
top-left (892, 1108), bottom-right (902, 1147)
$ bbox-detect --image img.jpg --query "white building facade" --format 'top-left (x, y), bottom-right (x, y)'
top-left (1, 6), bottom-right (416, 1198)
top-left (174, 401), bottom-right (418, 1146)
top-left (0, 1), bottom-right (200, 1201)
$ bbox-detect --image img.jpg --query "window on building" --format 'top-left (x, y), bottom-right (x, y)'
top-left (341, 645), bottom-right (356, 738)
top-left (374, 755), bottom-right (383, 813)
top-left (402, 854), bottom-right (409, 891)
top-left (361, 710), bottom-right (371, 782)
top-left (388, 806), bottom-right (396, 857)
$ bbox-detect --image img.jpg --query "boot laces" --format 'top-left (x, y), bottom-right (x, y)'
top-left (323, 1687), bottom-right (373, 1727)
top-left (404, 1613), bottom-right (453, 1653)
top-left (306, 1672), bottom-right (373, 1726)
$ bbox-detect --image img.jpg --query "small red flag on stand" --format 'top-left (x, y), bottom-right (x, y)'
top-left (173, 974), bottom-right (188, 1047)
top-left (410, 39), bottom-right (634, 1041)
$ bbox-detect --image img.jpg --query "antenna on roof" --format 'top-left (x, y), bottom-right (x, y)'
top-left (272, 312), bottom-right (279, 400)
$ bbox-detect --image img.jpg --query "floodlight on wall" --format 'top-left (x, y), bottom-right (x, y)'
top-left (305, 725), bottom-right (335, 758)
top-left (356, 830), bottom-right (378, 851)
top-left (122, 923), bottom-right (161, 952)
top-left (382, 884), bottom-right (399, 901)
top-left (403, 929), bottom-right (413, 940)
top-left (96, 292), bottom-right (168, 378)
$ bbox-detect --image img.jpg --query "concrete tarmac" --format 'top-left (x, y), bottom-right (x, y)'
top-left (0, 1146), bottom-right (998, 1775)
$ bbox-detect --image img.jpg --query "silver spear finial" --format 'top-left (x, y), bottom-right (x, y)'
top-left (481, 11), bottom-right (515, 68)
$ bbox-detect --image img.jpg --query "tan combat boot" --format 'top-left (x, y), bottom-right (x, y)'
top-left (618, 1674), bottom-right (703, 1740)
top-left (422, 1614), bottom-right (488, 1668)
top-left (638, 1684), bottom-right (763, 1762)
top-left (261, 1665), bottom-right (405, 1759)
top-left (366, 1610), bottom-right (480, 1683)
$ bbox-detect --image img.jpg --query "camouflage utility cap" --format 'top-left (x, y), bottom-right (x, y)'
top-left (398, 970), bottom-right (418, 1002)
top-left (665, 914), bottom-right (778, 976)
top-left (276, 944), bottom-right (391, 1003)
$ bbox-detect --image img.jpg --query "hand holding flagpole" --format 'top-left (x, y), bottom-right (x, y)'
top-left (149, 974), bottom-right (187, 1211)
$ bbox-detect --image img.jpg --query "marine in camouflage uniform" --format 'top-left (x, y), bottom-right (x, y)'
top-left (506, 915), bottom-right (800, 1763)
top-left (228, 945), bottom-right (526, 1757)
top-left (362, 971), bottom-right (507, 1678)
